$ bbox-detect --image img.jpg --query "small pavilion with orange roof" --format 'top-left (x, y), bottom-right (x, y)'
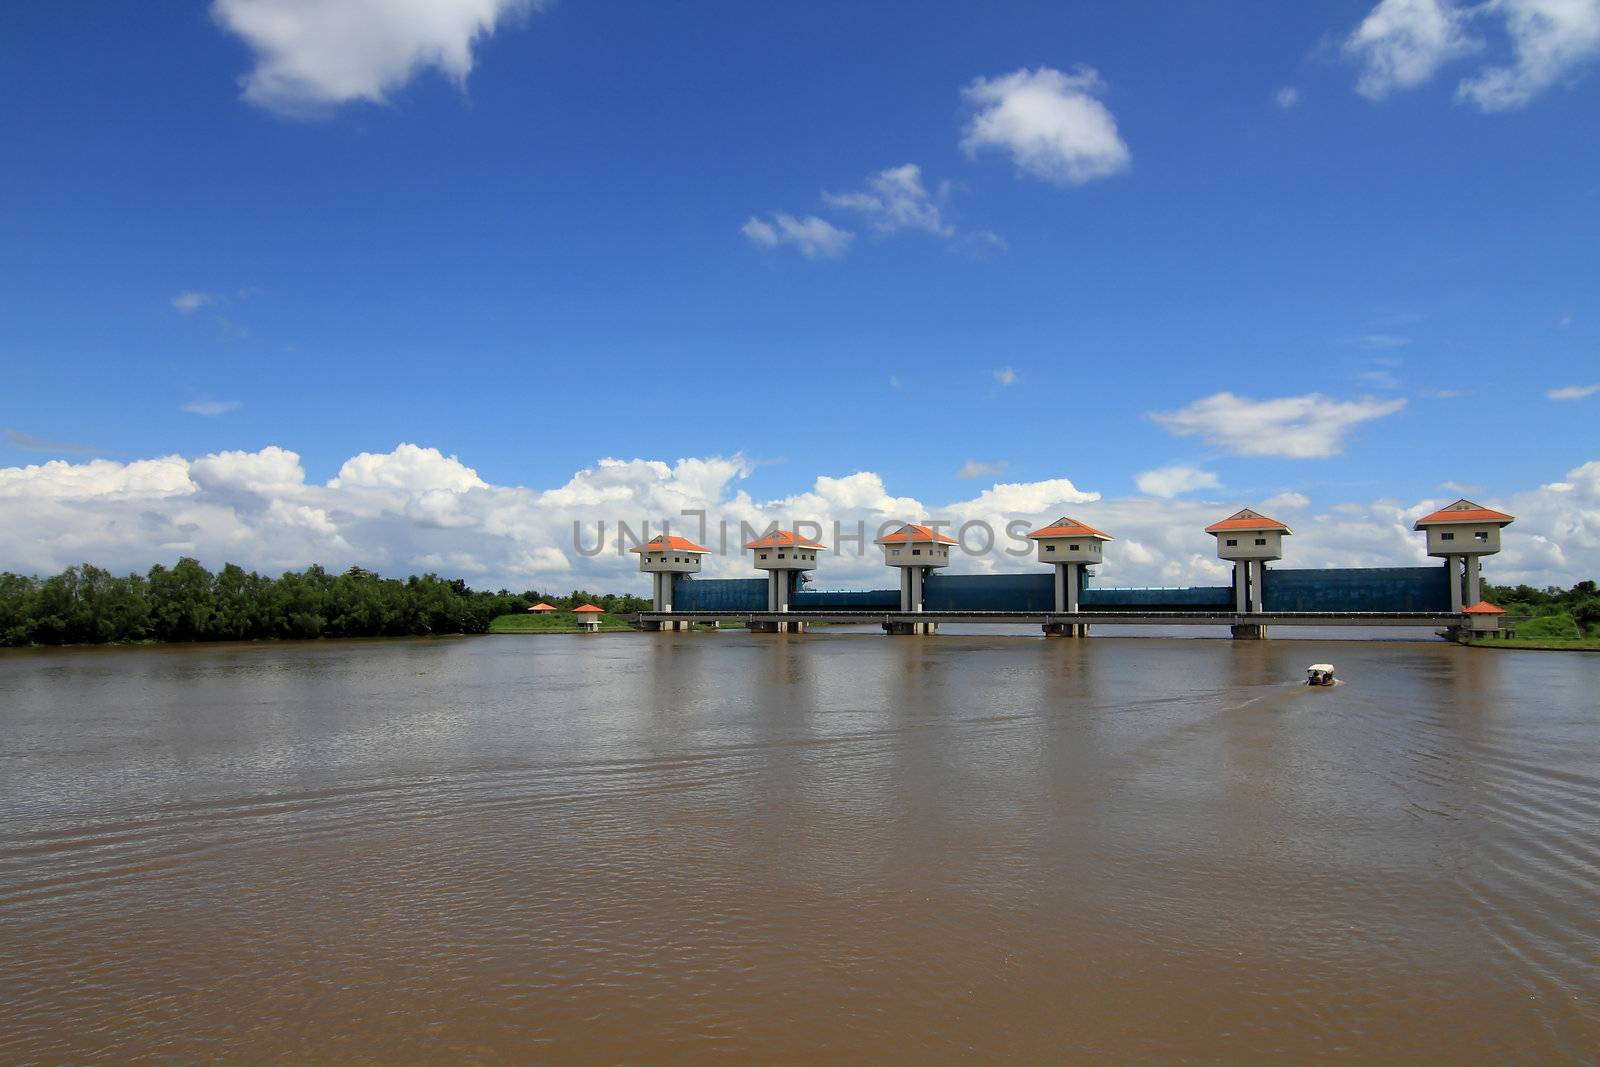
top-left (631, 532), bottom-right (712, 614)
top-left (1026, 516), bottom-right (1113, 615)
top-left (1413, 499), bottom-right (1514, 613)
top-left (527, 602), bottom-right (558, 614)
top-left (1206, 508), bottom-right (1292, 614)
top-left (745, 529), bottom-right (826, 617)
top-left (1462, 600), bottom-right (1507, 634)
top-left (573, 604), bottom-right (604, 632)
top-left (876, 523), bottom-right (957, 618)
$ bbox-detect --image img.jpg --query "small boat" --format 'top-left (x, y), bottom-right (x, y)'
top-left (1306, 663), bottom-right (1335, 686)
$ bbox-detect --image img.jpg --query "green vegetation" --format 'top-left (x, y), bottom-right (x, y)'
top-left (490, 611), bottom-right (633, 634)
top-left (1470, 634), bottom-right (1600, 651)
top-left (1483, 580), bottom-right (1600, 631)
top-left (1474, 580), bottom-right (1600, 650)
top-left (0, 560), bottom-right (647, 648)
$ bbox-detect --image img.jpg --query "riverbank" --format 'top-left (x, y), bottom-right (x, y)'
top-left (1470, 635), bottom-right (1600, 651)
top-left (488, 612), bottom-right (634, 633)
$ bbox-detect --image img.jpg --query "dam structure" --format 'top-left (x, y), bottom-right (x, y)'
top-left (635, 499), bottom-right (1515, 639)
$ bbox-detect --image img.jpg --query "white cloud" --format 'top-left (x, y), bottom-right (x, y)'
top-left (1357, 333), bottom-right (1413, 349)
top-left (993, 367), bottom-right (1018, 386)
top-left (1345, 0), bottom-right (1481, 99)
top-left (1135, 466), bottom-right (1221, 498)
top-left (181, 400), bottom-right (243, 417)
top-left (741, 214), bottom-right (854, 259)
top-left (823, 164), bottom-right (952, 236)
top-left (211, 0), bottom-right (541, 116)
top-left (1151, 392), bottom-right (1408, 459)
top-left (330, 443), bottom-right (486, 491)
top-left (1262, 490), bottom-right (1311, 511)
top-left (1, 443), bottom-right (1597, 590)
top-left (1344, 0), bottom-right (1600, 110)
top-left (1458, 0), bottom-right (1600, 110)
top-left (956, 459), bottom-right (1008, 480)
top-left (960, 66), bottom-right (1131, 185)
top-left (1548, 382), bottom-right (1600, 400)
top-left (1276, 86), bottom-right (1301, 108)
top-left (170, 291), bottom-right (216, 314)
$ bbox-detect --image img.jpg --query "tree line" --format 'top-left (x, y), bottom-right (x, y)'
top-left (0, 559), bottom-right (647, 647)
top-left (1484, 580), bottom-right (1600, 636)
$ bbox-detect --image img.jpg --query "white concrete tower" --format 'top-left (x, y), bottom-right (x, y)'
top-left (1413, 499), bottom-right (1514, 613)
top-left (876, 524), bottom-right (956, 613)
top-left (630, 534), bottom-right (711, 612)
top-left (1026, 516), bottom-right (1112, 614)
top-left (745, 530), bottom-right (825, 613)
top-left (1206, 508), bottom-right (1291, 614)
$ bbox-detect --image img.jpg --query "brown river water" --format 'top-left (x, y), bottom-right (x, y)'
top-left (2, 631), bottom-right (1597, 1064)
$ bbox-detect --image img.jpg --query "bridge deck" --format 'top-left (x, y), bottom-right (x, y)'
top-left (639, 610), bottom-right (1458, 628)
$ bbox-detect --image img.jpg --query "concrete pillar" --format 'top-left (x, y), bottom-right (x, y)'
top-left (1234, 563), bottom-right (1248, 613)
top-left (911, 568), bottom-right (925, 613)
top-left (1066, 563), bottom-right (1081, 613)
top-left (1054, 563), bottom-right (1067, 614)
top-left (1251, 560), bottom-right (1266, 613)
top-left (1231, 623), bottom-right (1268, 640)
top-left (1448, 556), bottom-right (1464, 613)
top-left (1465, 555), bottom-right (1481, 606)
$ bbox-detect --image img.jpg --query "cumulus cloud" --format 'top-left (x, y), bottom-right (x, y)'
top-left (2, 443), bottom-right (1598, 590)
top-left (1344, 0), bottom-right (1600, 110)
top-left (1262, 490), bottom-right (1311, 511)
top-left (823, 164), bottom-right (953, 236)
top-left (1548, 382), bottom-right (1600, 400)
top-left (956, 459), bottom-right (1008, 480)
top-left (1151, 392), bottom-right (1407, 459)
top-left (181, 400), bottom-right (243, 417)
top-left (1458, 0), bottom-right (1600, 109)
top-left (1135, 466), bottom-right (1221, 498)
top-left (1276, 86), bottom-right (1301, 108)
top-left (960, 65), bottom-right (1131, 185)
top-left (1345, 0), bottom-right (1481, 100)
top-left (211, 0), bottom-right (541, 116)
top-left (993, 367), bottom-right (1018, 386)
top-left (741, 214), bottom-right (854, 259)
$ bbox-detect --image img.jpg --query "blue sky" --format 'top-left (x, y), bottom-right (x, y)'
top-left (1, 1), bottom-right (1597, 589)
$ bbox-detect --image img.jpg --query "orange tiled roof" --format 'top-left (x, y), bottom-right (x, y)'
top-left (1462, 601), bottom-right (1505, 615)
top-left (573, 604), bottom-right (604, 613)
top-left (1026, 516), bottom-right (1113, 541)
top-left (875, 523), bottom-right (959, 545)
top-left (1205, 507), bottom-right (1292, 534)
top-left (1413, 499), bottom-right (1514, 530)
top-left (744, 530), bottom-right (826, 550)
top-left (529, 602), bottom-right (558, 612)
top-left (629, 534), bottom-right (711, 554)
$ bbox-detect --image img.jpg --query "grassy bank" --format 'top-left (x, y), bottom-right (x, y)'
top-left (1470, 610), bottom-right (1599, 650)
top-left (489, 612), bottom-right (634, 634)
top-left (1470, 635), bottom-right (1600, 651)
